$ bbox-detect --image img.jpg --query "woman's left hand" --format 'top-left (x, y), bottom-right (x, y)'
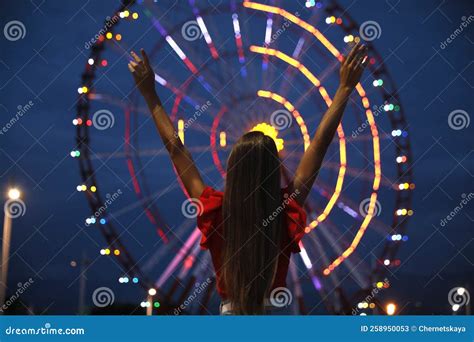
top-left (339, 43), bottom-right (368, 91)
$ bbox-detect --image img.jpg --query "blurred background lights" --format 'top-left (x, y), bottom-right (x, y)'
top-left (372, 79), bottom-right (383, 87)
top-left (386, 302), bottom-right (396, 315)
top-left (8, 188), bottom-right (21, 200)
top-left (343, 35), bottom-right (354, 43)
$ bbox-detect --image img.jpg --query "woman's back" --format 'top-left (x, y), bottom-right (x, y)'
top-left (197, 183), bottom-right (307, 313)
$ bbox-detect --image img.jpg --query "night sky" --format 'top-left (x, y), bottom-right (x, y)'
top-left (1, 0), bottom-right (473, 314)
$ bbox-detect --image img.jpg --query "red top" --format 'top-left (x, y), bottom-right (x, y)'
top-left (196, 186), bottom-right (307, 299)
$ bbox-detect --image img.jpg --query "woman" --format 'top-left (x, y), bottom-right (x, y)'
top-left (128, 43), bottom-right (368, 314)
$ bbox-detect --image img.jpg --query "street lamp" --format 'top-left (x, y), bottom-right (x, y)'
top-left (1, 187), bottom-right (22, 309)
top-left (386, 302), bottom-right (397, 315)
top-left (7, 188), bottom-right (21, 200)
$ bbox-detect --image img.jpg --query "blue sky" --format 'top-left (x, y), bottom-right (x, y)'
top-left (0, 0), bottom-right (472, 314)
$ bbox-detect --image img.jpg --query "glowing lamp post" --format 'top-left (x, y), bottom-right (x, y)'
top-left (386, 302), bottom-right (397, 316)
top-left (1, 188), bottom-right (22, 308)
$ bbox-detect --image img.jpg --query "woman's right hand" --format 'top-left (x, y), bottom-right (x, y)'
top-left (339, 43), bottom-right (368, 91)
top-left (128, 49), bottom-right (156, 98)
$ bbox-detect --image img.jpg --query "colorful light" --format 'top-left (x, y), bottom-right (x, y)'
top-left (195, 14), bottom-right (219, 59)
top-left (372, 79), bottom-right (383, 87)
top-left (256, 90), bottom-right (311, 150)
top-left (251, 46), bottom-right (348, 234)
top-left (177, 119), bottom-right (184, 144)
top-left (396, 155), bottom-right (407, 163)
top-left (7, 188), bottom-right (21, 200)
top-left (250, 123), bottom-right (284, 152)
top-left (386, 302), bottom-right (396, 315)
top-left (219, 131), bottom-right (226, 147)
top-left (343, 35), bottom-right (354, 43)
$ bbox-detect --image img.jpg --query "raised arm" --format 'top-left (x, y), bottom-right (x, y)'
top-left (128, 49), bottom-right (205, 199)
top-left (293, 43), bottom-right (368, 205)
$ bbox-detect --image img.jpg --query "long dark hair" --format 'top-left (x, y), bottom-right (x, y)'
top-left (222, 131), bottom-right (283, 314)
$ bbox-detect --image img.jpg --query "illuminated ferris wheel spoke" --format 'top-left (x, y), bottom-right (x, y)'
top-left (144, 10), bottom-right (226, 107)
top-left (142, 219), bottom-right (198, 273)
top-left (302, 236), bottom-right (341, 308)
top-left (261, 4), bottom-right (280, 92)
top-left (230, 2), bottom-right (248, 78)
top-left (155, 228), bottom-right (202, 288)
top-left (188, 1), bottom-right (219, 59)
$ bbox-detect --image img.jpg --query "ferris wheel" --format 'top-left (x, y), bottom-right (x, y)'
top-left (74, 0), bottom-right (414, 314)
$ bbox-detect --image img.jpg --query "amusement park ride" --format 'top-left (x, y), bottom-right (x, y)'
top-left (74, 0), bottom-right (413, 315)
